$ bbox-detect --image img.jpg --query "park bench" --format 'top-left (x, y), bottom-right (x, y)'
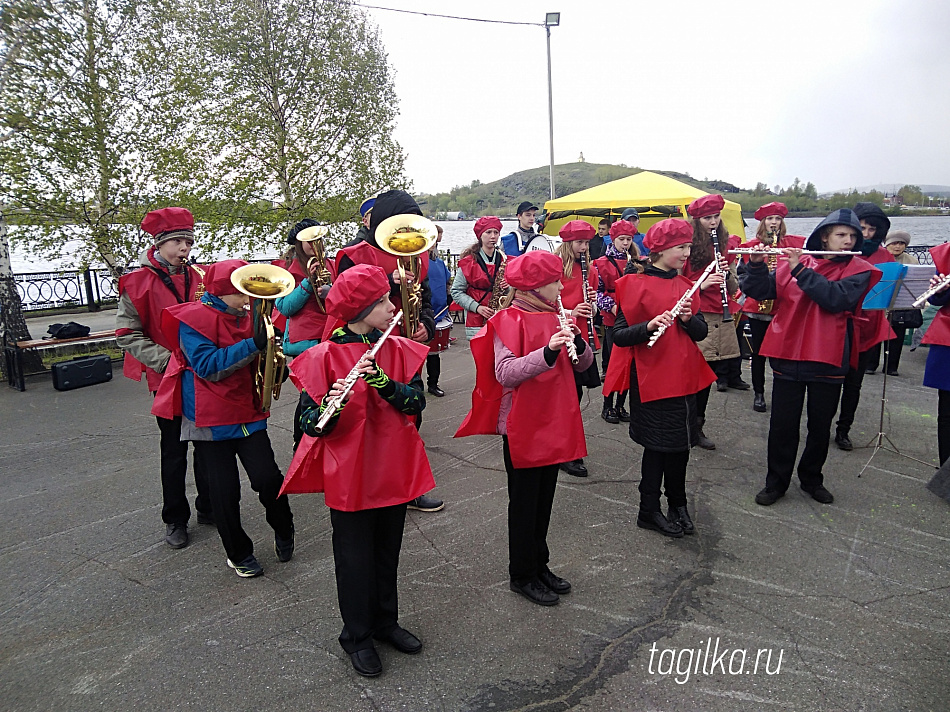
top-left (3, 330), bottom-right (117, 392)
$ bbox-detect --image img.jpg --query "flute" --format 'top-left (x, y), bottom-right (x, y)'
top-left (647, 261), bottom-right (716, 348)
top-left (556, 296), bottom-right (579, 364)
top-left (314, 311), bottom-right (404, 433)
top-left (710, 228), bottom-right (733, 322)
top-left (912, 273), bottom-right (950, 309)
top-left (730, 248), bottom-right (862, 256)
top-left (578, 252), bottom-right (596, 352)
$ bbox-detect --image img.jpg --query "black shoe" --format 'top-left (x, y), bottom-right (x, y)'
top-left (164, 523), bottom-right (189, 549)
top-left (408, 494), bottom-right (444, 512)
top-left (559, 459), bottom-right (588, 477)
top-left (538, 569), bottom-right (572, 594)
top-left (668, 506), bottom-right (695, 535)
top-left (804, 485), bottom-right (834, 504)
top-left (349, 647), bottom-right (383, 677)
top-left (227, 555), bottom-right (263, 578)
top-left (695, 430), bottom-right (716, 450)
top-left (509, 579), bottom-right (559, 606)
top-left (886, 370), bottom-right (899, 377)
top-left (275, 532), bottom-right (295, 562)
top-left (754, 487), bottom-right (785, 506)
top-left (637, 511), bottom-right (683, 537)
top-left (716, 379), bottom-right (729, 392)
top-left (374, 626), bottom-right (422, 654)
top-left (196, 511), bottom-right (215, 526)
top-left (753, 392), bottom-right (767, 412)
top-left (728, 378), bottom-right (751, 391)
top-left (601, 407), bottom-right (620, 424)
top-left (864, 368), bottom-right (877, 375)
top-left (616, 406), bottom-right (631, 422)
top-left (835, 430), bottom-right (853, 451)
top-left (427, 385), bottom-right (445, 397)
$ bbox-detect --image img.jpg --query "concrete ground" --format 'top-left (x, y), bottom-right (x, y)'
top-left (2, 317), bottom-right (948, 711)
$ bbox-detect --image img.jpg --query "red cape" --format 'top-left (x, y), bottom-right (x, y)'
top-left (454, 309), bottom-right (587, 469)
top-left (683, 234), bottom-right (741, 314)
top-left (923, 242), bottom-right (950, 347)
top-left (855, 246), bottom-right (897, 350)
top-left (593, 254), bottom-right (625, 327)
top-left (458, 253), bottom-right (499, 328)
top-left (280, 337), bottom-right (435, 511)
top-left (738, 235), bottom-right (806, 315)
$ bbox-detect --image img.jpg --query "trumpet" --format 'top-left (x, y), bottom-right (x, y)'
top-left (297, 224), bottom-right (333, 312)
top-left (376, 215), bottom-right (439, 339)
top-left (912, 273), bottom-right (950, 309)
top-left (710, 228), bottom-right (733, 323)
top-left (313, 311), bottom-right (404, 433)
top-left (556, 296), bottom-right (579, 365)
top-left (647, 261), bottom-right (716, 348)
top-left (230, 263), bottom-right (295, 412)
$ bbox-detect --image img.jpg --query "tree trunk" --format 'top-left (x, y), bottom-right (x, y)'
top-left (0, 212), bottom-right (42, 378)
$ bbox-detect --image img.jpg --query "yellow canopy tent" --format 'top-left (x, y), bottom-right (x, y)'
top-left (541, 170), bottom-right (746, 243)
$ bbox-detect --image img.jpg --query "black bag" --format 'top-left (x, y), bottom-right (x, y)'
top-left (890, 309), bottom-right (924, 329)
top-left (51, 355), bottom-right (113, 391)
top-left (47, 322), bottom-right (91, 339)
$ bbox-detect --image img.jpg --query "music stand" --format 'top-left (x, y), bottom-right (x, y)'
top-left (858, 263), bottom-right (937, 476)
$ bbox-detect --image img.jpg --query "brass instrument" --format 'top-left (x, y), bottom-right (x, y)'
top-left (189, 259), bottom-right (207, 300)
top-left (376, 214), bottom-right (438, 338)
top-left (230, 263), bottom-right (295, 412)
top-left (578, 252), bottom-right (596, 351)
top-left (297, 224), bottom-right (332, 312)
top-left (913, 273), bottom-right (950, 309)
top-left (647, 261), bottom-right (716, 348)
top-left (488, 253), bottom-right (508, 311)
top-left (709, 228), bottom-right (733, 323)
top-left (758, 230), bottom-right (779, 314)
top-left (313, 311), bottom-right (404, 433)
top-left (556, 296), bottom-right (579, 365)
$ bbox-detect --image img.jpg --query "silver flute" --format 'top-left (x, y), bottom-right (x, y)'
top-left (314, 310), bottom-right (404, 433)
top-left (730, 248), bottom-right (862, 256)
top-left (913, 273), bottom-right (950, 309)
top-left (556, 296), bottom-right (579, 364)
top-left (647, 261), bottom-right (716, 348)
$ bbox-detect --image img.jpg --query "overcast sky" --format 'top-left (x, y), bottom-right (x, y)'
top-left (358, 0), bottom-right (950, 196)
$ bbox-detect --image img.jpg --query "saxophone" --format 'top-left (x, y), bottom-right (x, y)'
top-left (757, 229), bottom-right (779, 315)
top-left (189, 260), bottom-right (207, 300)
top-left (488, 254), bottom-right (508, 311)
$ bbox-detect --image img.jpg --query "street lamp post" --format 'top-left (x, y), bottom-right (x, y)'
top-left (545, 12), bottom-right (559, 201)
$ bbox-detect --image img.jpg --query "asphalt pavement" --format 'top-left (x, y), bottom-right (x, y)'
top-left (2, 318), bottom-right (948, 711)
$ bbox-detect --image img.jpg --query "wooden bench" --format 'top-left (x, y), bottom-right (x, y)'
top-left (4, 330), bottom-right (117, 392)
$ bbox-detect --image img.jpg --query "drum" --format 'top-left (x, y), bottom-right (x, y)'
top-left (524, 234), bottom-right (562, 253)
top-left (429, 325), bottom-right (451, 353)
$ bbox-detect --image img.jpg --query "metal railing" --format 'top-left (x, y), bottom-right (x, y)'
top-left (16, 268), bottom-right (118, 313)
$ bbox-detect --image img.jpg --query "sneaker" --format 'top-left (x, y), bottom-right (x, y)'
top-left (804, 485), bottom-right (834, 504)
top-left (275, 532), bottom-right (295, 562)
top-left (164, 523), bottom-right (189, 549)
top-left (408, 494), bottom-right (444, 512)
top-left (616, 406), bottom-right (631, 423)
top-left (601, 407), bottom-right (620, 424)
top-left (227, 555), bottom-right (263, 578)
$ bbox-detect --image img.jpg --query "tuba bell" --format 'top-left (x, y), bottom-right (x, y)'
top-left (296, 224), bottom-right (333, 312)
top-left (375, 214), bottom-right (438, 338)
top-left (230, 263), bottom-right (295, 412)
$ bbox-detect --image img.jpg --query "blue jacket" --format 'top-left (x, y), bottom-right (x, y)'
top-left (428, 255), bottom-right (451, 320)
top-left (274, 281), bottom-right (321, 357)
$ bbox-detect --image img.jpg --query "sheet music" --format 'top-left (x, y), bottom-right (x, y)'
top-left (893, 264), bottom-right (937, 309)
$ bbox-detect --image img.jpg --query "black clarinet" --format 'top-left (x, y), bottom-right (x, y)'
top-left (709, 228), bottom-right (733, 323)
top-left (578, 252), bottom-right (596, 351)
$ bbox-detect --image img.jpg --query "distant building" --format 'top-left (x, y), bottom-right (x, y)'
top-left (578, 152), bottom-right (585, 163)
top-left (445, 211), bottom-right (466, 221)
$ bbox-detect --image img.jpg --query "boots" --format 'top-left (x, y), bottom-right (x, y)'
top-left (753, 391), bottom-right (767, 413)
top-left (667, 505), bottom-right (695, 535)
top-left (835, 428), bottom-right (854, 451)
top-left (695, 417), bottom-right (716, 450)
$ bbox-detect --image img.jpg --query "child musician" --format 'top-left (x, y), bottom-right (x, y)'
top-left (280, 264), bottom-right (434, 678)
top-left (595, 220), bottom-right (638, 424)
top-left (921, 242), bottom-right (950, 467)
top-left (604, 219), bottom-right (716, 537)
top-left (451, 216), bottom-right (506, 339)
top-left (152, 259), bottom-right (295, 578)
top-left (456, 251), bottom-right (593, 606)
top-left (740, 202), bottom-right (805, 413)
top-left (740, 210), bottom-right (880, 507)
top-left (683, 194), bottom-right (745, 451)
top-left (554, 220), bottom-right (601, 478)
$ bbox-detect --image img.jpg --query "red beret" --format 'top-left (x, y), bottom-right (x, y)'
top-left (141, 207), bottom-right (195, 243)
top-left (325, 264), bottom-right (391, 323)
top-left (687, 194), bottom-right (725, 218)
top-left (559, 219), bottom-right (595, 242)
top-left (505, 251), bottom-right (563, 291)
top-left (643, 219), bottom-right (693, 253)
top-left (474, 216), bottom-right (503, 239)
top-left (204, 259), bottom-right (248, 297)
top-left (753, 202), bottom-right (789, 221)
top-left (609, 221), bottom-right (636, 239)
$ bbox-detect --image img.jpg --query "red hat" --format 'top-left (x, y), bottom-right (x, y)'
top-left (643, 219), bottom-right (693, 253)
top-left (505, 251), bottom-right (563, 291)
top-left (204, 259), bottom-right (248, 297)
top-left (753, 202), bottom-right (789, 221)
top-left (609, 221), bottom-right (636, 239)
top-left (325, 264), bottom-right (391, 323)
top-left (474, 216), bottom-right (503, 239)
top-left (686, 194), bottom-right (725, 218)
top-left (559, 219), bottom-right (595, 242)
top-left (141, 207), bottom-right (195, 244)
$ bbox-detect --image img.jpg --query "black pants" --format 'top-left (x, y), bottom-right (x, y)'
top-left (639, 448), bottom-right (689, 512)
top-left (711, 356), bottom-right (743, 383)
top-left (939, 389), bottom-right (950, 467)
top-left (330, 503), bottom-right (407, 653)
top-left (748, 318), bottom-right (770, 394)
top-left (696, 385), bottom-right (711, 422)
top-left (292, 392), bottom-right (305, 451)
top-left (193, 429), bottom-right (294, 564)
top-left (766, 379), bottom-right (842, 493)
top-left (425, 353), bottom-right (441, 387)
top-left (156, 415), bottom-right (211, 525)
top-left (867, 328), bottom-right (907, 374)
top-left (602, 324), bottom-right (615, 375)
top-left (503, 437), bottom-right (559, 585)
top-left (837, 349), bottom-right (873, 433)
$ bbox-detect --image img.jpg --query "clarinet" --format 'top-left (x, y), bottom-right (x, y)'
top-left (556, 296), bottom-right (579, 364)
top-left (578, 253), bottom-right (596, 352)
top-left (709, 228), bottom-right (733, 323)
